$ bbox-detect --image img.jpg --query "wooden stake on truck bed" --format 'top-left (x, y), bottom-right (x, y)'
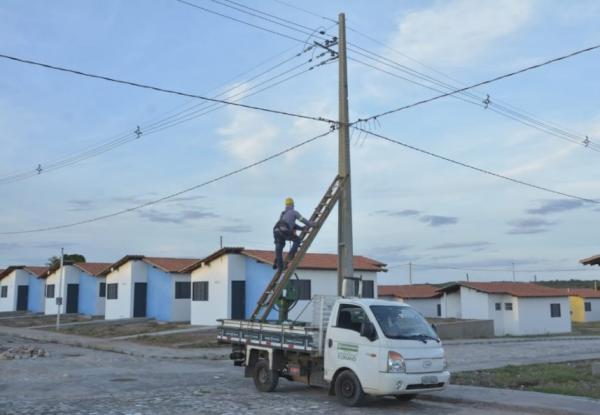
top-left (250, 175), bottom-right (345, 322)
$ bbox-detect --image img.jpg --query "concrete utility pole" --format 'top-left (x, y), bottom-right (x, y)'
top-left (337, 13), bottom-right (355, 297)
top-left (408, 262), bottom-right (413, 285)
top-left (56, 247), bottom-right (64, 331)
top-left (512, 262), bottom-right (516, 282)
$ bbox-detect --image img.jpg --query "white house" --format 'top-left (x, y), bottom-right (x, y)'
top-left (0, 266), bottom-right (47, 313)
top-left (378, 284), bottom-right (442, 317)
top-left (100, 255), bottom-right (199, 321)
top-left (184, 247), bottom-right (387, 326)
top-left (43, 262), bottom-right (111, 316)
top-left (439, 282), bottom-right (571, 336)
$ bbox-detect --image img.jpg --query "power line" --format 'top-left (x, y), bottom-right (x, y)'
top-left (356, 43), bottom-right (600, 124)
top-left (0, 128), bottom-right (335, 235)
top-left (355, 127), bottom-right (600, 204)
top-left (0, 49), bottom-right (331, 185)
top-left (388, 262), bottom-right (598, 273)
top-left (0, 53), bottom-right (336, 125)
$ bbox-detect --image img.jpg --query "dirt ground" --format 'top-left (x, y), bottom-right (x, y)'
top-left (37, 319), bottom-right (188, 338)
top-left (133, 328), bottom-right (221, 348)
top-left (0, 314), bottom-right (96, 328)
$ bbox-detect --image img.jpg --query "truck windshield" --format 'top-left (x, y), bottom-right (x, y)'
top-left (370, 305), bottom-right (439, 341)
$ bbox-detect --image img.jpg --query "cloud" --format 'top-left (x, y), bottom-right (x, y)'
top-left (68, 199), bottom-right (94, 211)
top-left (420, 215), bottom-right (458, 227)
top-left (390, 0), bottom-right (533, 67)
top-left (501, 145), bottom-right (578, 177)
top-left (217, 225), bottom-right (252, 233)
top-left (371, 209), bottom-right (421, 217)
top-left (527, 199), bottom-right (586, 215)
top-left (507, 218), bottom-right (556, 234)
top-left (0, 242), bottom-right (20, 250)
top-left (368, 245), bottom-right (415, 264)
top-left (430, 241), bottom-right (492, 250)
top-left (138, 209), bottom-right (218, 224)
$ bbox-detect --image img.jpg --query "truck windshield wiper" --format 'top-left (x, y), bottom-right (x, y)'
top-left (395, 334), bottom-right (440, 343)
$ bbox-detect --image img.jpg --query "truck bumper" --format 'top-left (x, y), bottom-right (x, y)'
top-left (370, 371), bottom-right (451, 396)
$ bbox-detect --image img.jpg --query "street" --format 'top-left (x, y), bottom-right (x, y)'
top-left (2, 333), bottom-right (600, 414)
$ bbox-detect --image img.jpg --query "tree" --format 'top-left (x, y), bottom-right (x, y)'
top-left (47, 253), bottom-right (86, 269)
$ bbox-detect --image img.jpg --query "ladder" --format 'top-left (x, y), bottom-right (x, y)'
top-left (250, 175), bottom-right (345, 321)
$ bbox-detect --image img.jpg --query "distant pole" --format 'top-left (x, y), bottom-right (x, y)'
top-left (56, 248), bottom-right (64, 331)
top-left (337, 13), bottom-right (355, 297)
top-left (595, 280), bottom-right (598, 291)
top-left (220, 235), bottom-right (223, 249)
top-left (466, 273), bottom-right (470, 282)
top-left (512, 262), bottom-right (516, 282)
top-left (408, 262), bottom-right (413, 285)
top-left (534, 274), bottom-right (537, 282)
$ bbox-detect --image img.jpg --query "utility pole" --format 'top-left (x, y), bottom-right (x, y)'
top-left (512, 262), bottom-right (516, 282)
top-left (337, 13), bottom-right (355, 297)
top-left (220, 235), bottom-right (223, 249)
top-left (408, 262), bottom-right (413, 285)
top-left (56, 248), bottom-right (64, 331)
top-left (466, 273), bottom-right (470, 282)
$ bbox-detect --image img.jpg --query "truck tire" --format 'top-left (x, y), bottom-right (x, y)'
top-left (253, 359), bottom-right (279, 392)
top-left (334, 370), bottom-right (364, 407)
top-left (395, 393), bottom-right (417, 401)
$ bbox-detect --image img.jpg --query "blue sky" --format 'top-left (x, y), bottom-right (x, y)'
top-left (1, 0), bottom-right (600, 285)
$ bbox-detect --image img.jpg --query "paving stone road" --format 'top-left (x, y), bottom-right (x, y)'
top-left (1, 333), bottom-right (599, 414)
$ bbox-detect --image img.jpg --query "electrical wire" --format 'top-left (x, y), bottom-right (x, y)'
top-left (393, 262), bottom-right (599, 273)
top-left (354, 127), bottom-right (600, 204)
top-left (0, 128), bottom-right (335, 235)
top-left (0, 53), bottom-right (336, 125)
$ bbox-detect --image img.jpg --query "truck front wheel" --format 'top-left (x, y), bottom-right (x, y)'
top-left (334, 370), bottom-right (364, 407)
top-left (253, 359), bottom-right (279, 392)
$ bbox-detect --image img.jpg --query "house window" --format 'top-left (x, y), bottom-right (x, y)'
top-left (505, 303), bottom-right (513, 311)
top-left (107, 283), bottom-right (118, 300)
top-left (99, 283), bottom-right (106, 298)
top-left (436, 304), bottom-right (441, 317)
top-left (0, 286), bottom-right (7, 298)
top-left (495, 302), bottom-right (501, 311)
top-left (362, 280), bottom-right (375, 298)
top-left (291, 280), bottom-right (311, 300)
top-left (192, 281), bottom-right (209, 301)
top-left (550, 303), bottom-right (561, 318)
top-left (175, 282), bottom-right (191, 299)
top-left (584, 302), bottom-right (592, 312)
top-left (46, 284), bottom-right (55, 298)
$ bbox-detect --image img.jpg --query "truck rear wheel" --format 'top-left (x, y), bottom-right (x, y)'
top-left (253, 359), bottom-right (279, 392)
top-left (334, 370), bottom-right (364, 407)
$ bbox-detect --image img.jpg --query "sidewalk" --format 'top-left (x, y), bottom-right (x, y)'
top-left (444, 334), bottom-right (600, 346)
top-left (425, 384), bottom-right (600, 415)
top-left (0, 325), bottom-right (229, 360)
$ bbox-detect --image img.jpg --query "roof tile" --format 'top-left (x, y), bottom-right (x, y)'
top-left (378, 284), bottom-right (442, 299)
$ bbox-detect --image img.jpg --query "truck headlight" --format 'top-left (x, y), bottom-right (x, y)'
top-left (387, 351), bottom-right (405, 373)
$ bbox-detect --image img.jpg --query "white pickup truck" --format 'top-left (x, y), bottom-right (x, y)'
top-left (218, 297), bottom-right (450, 406)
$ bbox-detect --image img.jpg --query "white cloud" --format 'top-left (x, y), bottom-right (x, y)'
top-left (390, 0), bottom-right (533, 67)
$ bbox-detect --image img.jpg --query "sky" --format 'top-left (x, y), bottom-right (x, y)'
top-left (1, 0), bottom-right (600, 285)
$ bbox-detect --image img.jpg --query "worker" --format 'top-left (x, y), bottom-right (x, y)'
top-left (273, 197), bottom-right (315, 271)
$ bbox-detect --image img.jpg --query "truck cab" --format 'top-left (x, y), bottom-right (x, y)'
top-left (323, 298), bottom-right (450, 405)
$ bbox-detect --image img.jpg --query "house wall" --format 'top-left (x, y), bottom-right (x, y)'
top-left (569, 296), bottom-right (585, 322)
top-left (517, 297), bottom-right (571, 335)
top-left (441, 292), bottom-right (461, 318)
top-left (190, 255), bottom-right (231, 326)
top-left (78, 272), bottom-right (105, 316)
top-left (583, 298), bottom-right (600, 322)
top-left (27, 275), bottom-right (45, 313)
top-left (44, 266), bottom-right (79, 315)
top-left (105, 260), bottom-right (148, 320)
top-left (170, 273), bottom-right (191, 322)
top-left (485, 294), bottom-right (518, 336)
top-left (0, 271), bottom-right (29, 312)
top-left (147, 267), bottom-right (173, 321)
top-left (460, 287), bottom-right (490, 319)
top-left (403, 298), bottom-right (440, 317)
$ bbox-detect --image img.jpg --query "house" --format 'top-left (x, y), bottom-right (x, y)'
top-left (183, 247), bottom-right (387, 326)
top-left (438, 282), bottom-right (571, 336)
top-left (99, 255), bottom-right (199, 321)
top-left (0, 266), bottom-right (48, 313)
top-left (43, 262), bottom-right (111, 316)
top-left (378, 284), bottom-right (442, 317)
top-left (566, 288), bottom-right (600, 322)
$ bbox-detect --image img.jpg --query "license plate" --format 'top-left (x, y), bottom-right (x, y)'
top-left (421, 375), bottom-right (438, 385)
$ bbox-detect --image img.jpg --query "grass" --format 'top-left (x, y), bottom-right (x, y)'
top-left (452, 360), bottom-right (600, 400)
top-left (133, 328), bottom-right (221, 348)
top-left (572, 321), bottom-right (600, 336)
top-left (38, 320), bottom-right (187, 338)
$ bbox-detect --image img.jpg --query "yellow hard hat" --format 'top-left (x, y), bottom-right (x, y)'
top-left (285, 197), bottom-right (294, 206)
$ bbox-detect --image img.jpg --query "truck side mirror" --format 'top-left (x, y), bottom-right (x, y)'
top-left (360, 322), bottom-right (377, 341)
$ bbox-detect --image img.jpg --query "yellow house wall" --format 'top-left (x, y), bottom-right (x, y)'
top-left (570, 296), bottom-right (585, 322)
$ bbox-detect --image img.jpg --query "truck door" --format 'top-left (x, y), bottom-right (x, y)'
top-left (324, 303), bottom-right (380, 392)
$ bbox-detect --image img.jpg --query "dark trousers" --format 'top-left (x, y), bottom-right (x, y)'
top-left (274, 234), bottom-right (301, 271)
